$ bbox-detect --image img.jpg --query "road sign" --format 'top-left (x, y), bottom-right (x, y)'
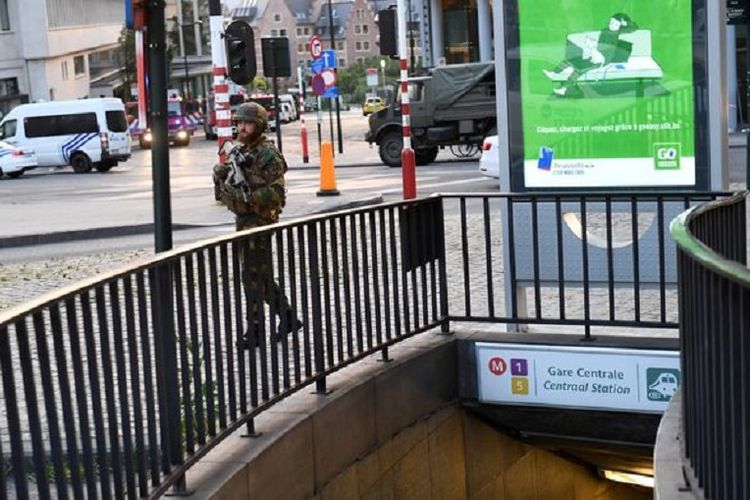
top-left (321, 68), bottom-right (337, 87)
top-left (311, 58), bottom-right (325, 75)
top-left (321, 50), bottom-right (337, 69)
top-left (323, 86), bottom-right (339, 98)
top-left (366, 68), bottom-right (378, 87)
top-left (309, 34), bottom-right (323, 59)
top-left (311, 74), bottom-right (326, 96)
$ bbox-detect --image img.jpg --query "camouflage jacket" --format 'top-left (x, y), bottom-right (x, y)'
top-left (213, 136), bottom-right (288, 229)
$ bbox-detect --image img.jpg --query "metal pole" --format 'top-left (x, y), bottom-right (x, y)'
top-left (147, 0), bottom-right (173, 252)
top-left (317, 95), bottom-right (322, 151)
top-left (209, 0), bottom-right (231, 163)
top-left (273, 73), bottom-right (283, 152)
top-left (327, 0), bottom-right (344, 154)
top-left (182, 25), bottom-right (190, 99)
top-left (298, 66), bottom-right (309, 163)
top-left (146, 3), bottom-right (184, 494)
top-left (397, 0), bottom-right (416, 198)
top-left (407, 0), bottom-right (415, 72)
top-left (746, 24), bottom-right (750, 187)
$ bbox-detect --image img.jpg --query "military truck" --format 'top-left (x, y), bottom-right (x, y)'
top-left (365, 62), bottom-right (496, 167)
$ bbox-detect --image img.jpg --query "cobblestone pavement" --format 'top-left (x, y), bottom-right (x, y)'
top-left (0, 249), bottom-right (150, 313)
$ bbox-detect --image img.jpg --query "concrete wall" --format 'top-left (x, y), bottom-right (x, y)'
top-left (186, 334), bottom-right (651, 499)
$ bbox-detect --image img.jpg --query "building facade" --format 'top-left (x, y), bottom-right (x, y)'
top-left (0, 0), bottom-right (124, 116)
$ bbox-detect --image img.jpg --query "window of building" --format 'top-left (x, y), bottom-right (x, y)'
top-left (362, 24), bottom-right (369, 34)
top-left (0, 0), bottom-right (9, 31)
top-left (73, 55), bottom-right (85, 77)
top-left (280, 28), bottom-right (287, 36)
top-left (355, 41), bottom-right (361, 51)
top-left (61, 61), bottom-right (69, 81)
top-left (297, 43), bottom-right (304, 53)
top-left (338, 58), bottom-right (345, 67)
top-left (356, 57), bottom-right (364, 65)
top-left (304, 27), bottom-right (310, 35)
top-left (363, 41), bottom-right (369, 50)
top-left (0, 78), bottom-right (18, 97)
top-left (270, 29), bottom-right (278, 36)
top-left (337, 41), bottom-right (344, 50)
top-left (296, 27), bottom-right (302, 36)
top-left (274, 13), bottom-right (281, 22)
top-left (354, 25), bottom-right (361, 34)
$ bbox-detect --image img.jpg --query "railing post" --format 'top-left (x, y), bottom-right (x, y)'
top-left (308, 223), bottom-right (331, 394)
top-left (152, 264), bottom-right (188, 492)
top-left (437, 197), bottom-right (451, 334)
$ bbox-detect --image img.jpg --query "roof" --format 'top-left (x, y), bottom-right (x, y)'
top-left (284, 0), bottom-right (312, 23)
top-left (316, 1), bottom-right (353, 38)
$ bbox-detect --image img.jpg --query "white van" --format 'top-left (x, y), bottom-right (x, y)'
top-left (278, 94), bottom-right (298, 121)
top-left (0, 98), bottom-right (131, 173)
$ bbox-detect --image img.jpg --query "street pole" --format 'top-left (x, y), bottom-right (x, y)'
top-left (209, 0), bottom-right (231, 163)
top-left (147, 1), bottom-right (172, 252)
top-left (397, 0), bottom-right (416, 198)
top-left (182, 28), bottom-right (190, 99)
top-left (273, 72), bottom-right (283, 152)
top-left (746, 23), bottom-right (750, 187)
top-left (298, 65), bottom-right (309, 163)
top-left (145, 2), bottom-right (184, 495)
top-left (407, 0), bottom-right (415, 72)
top-left (327, 0), bottom-right (344, 154)
top-left (317, 95), bottom-right (322, 151)
top-left (135, 30), bottom-right (147, 130)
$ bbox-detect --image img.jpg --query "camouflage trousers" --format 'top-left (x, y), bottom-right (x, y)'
top-left (237, 220), bottom-right (292, 330)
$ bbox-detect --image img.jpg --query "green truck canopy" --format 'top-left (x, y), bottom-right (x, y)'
top-left (431, 62), bottom-right (495, 110)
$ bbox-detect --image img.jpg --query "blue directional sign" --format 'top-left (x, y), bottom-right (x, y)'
top-left (311, 58), bottom-right (325, 75)
top-left (323, 86), bottom-right (339, 98)
top-left (322, 50), bottom-right (337, 69)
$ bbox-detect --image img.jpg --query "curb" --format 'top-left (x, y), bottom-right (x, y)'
top-left (286, 157), bottom-right (477, 170)
top-left (0, 195), bottom-right (385, 250)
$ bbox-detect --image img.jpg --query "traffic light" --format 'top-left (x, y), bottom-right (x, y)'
top-left (378, 8), bottom-right (397, 58)
top-left (225, 20), bottom-right (257, 85)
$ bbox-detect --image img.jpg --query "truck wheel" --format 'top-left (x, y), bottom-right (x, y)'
top-left (415, 147), bottom-right (439, 166)
top-left (71, 153), bottom-right (93, 173)
top-left (379, 131), bottom-right (403, 168)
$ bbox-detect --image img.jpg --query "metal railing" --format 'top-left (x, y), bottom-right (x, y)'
top-left (671, 192), bottom-right (749, 500)
top-left (0, 191), bottom-right (727, 498)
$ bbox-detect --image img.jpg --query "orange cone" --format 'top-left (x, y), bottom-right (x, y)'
top-left (317, 141), bottom-right (340, 196)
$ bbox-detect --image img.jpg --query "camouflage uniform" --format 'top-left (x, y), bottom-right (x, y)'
top-left (213, 103), bottom-right (298, 348)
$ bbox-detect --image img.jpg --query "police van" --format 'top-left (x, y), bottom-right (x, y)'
top-left (0, 98), bottom-right (131, 173)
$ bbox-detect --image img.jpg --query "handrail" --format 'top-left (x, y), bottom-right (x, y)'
top-left (669, 191), bottom-right (750, 284)
top-left (670, 190), bottom-right (749, 500)
top-left (0, 191), bottom-right (732, 498)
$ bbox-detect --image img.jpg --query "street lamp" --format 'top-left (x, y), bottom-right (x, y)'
top-left (173, 16), bottom-right (203, 100)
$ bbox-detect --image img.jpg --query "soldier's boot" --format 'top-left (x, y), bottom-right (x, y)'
top-left (236, 324), bottom-right (262, 350)
top-left (275, 312), bottom-right (303, 342)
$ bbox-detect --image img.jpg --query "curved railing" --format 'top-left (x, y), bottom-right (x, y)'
top-left (0, 191), bottom-right (727, 498)
top-left (670, 192), bottom-right (749, 500)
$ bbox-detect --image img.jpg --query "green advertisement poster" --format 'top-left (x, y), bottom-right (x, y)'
top-left (516, 0), bottom-right (696, 188)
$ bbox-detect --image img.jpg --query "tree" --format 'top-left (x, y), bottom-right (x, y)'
top-left (336, 57), bottom-right (400, 105)
top-left (251, 76), bottom-right (269, 92)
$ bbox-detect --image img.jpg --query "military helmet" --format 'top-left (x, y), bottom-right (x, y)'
top-left (235, 102), bottom-right (267, 132)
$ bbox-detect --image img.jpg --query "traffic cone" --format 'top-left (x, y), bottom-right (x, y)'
top-left (317, 141), bottom-right (340, 196)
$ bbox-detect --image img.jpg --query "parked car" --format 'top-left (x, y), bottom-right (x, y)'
top-left (279, 102), bottom-right (294, 124)
top-left (0, 140), bottom-right (37, 179)
top-left (363, 96), bottom-right (385, 115)
top-left (479, 135), bottom-right (500, 179)
top-left (0, 98), bottom-right (131, 173)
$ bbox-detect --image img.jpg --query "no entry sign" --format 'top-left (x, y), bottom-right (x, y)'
top-left (309, 35), bottom-right (323, 60)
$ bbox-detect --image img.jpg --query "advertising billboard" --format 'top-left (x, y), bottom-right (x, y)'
top-left (506, 0), bottom-right (708, 190)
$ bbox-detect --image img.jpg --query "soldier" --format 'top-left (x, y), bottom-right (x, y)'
top-left (213, 102), bottom-right (302, 349)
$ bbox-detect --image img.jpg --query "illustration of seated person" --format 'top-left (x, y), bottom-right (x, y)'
top-left (543, 13), bottom-right (663, 96)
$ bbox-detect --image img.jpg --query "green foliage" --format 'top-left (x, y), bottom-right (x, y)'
top-left (251, 76), bottom-right (269, 92)
top-left (336, 57), bottom-right (400, 105)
